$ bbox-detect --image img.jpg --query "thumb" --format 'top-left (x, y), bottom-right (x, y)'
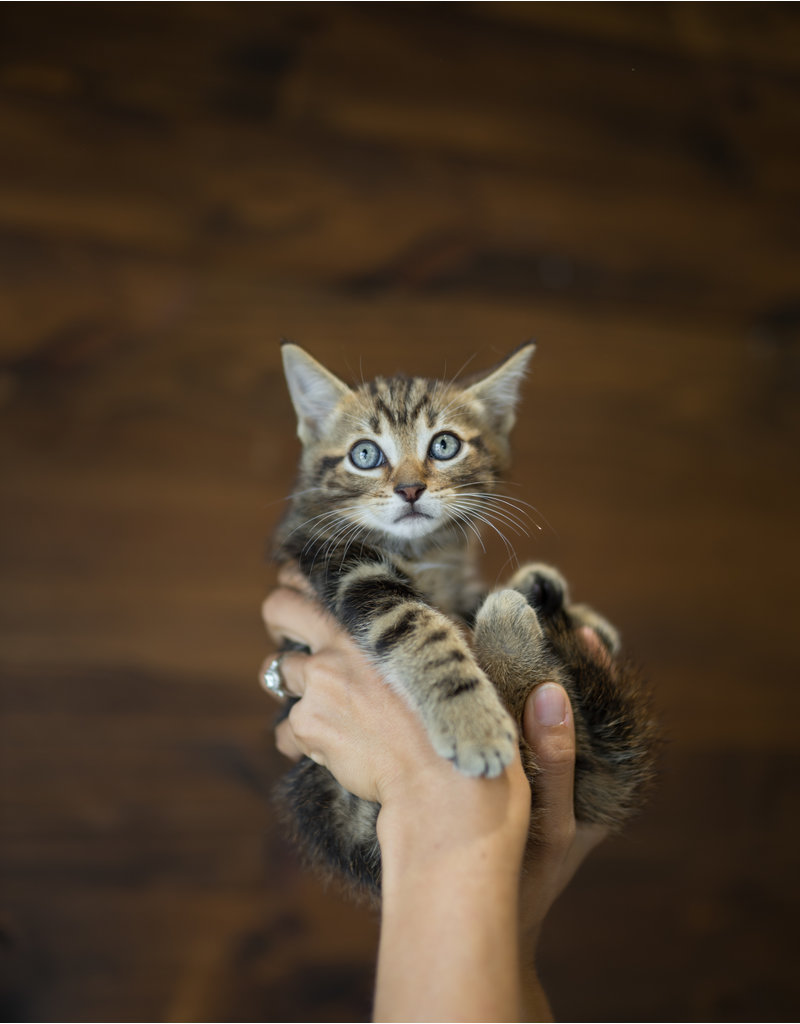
top-left (522, 682), bottom-right (576, 850)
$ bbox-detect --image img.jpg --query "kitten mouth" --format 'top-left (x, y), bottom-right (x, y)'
top-left (394, 508), bottom-right (432, 522)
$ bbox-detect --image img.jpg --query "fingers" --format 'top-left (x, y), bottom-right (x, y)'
top-left (518, 625), bottom-right (611, 856)
top-left (261, 584), bottom-right (336, 653)
top-left (277, 562), bottom-right (315, 595)
top-left (275, 716), bottom-right (304, 761)
top-left (523, 682), bottom-right (577, 854)
top-left (578, 624), bottom-right (613, 669)
top-left (259, 649), bottom-right (309, 698)
top-left (268, 649), bottom-right (322, 763)
top-left (274, 650), bottom-right (343, 771)
top-left (521, 681), bottom-right (608, 926)
top-left (258, 648), bottom-right (307, 762)
top-left (275, 709), bottom-right (328, 768)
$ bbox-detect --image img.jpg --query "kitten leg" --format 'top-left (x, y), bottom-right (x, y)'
top-left (473, 589), bottom-right (563, 721)
top-left (330, 561), bottom-right (518, 778)
top-left (506, 562), bottom-right (569, 617)
top-left (565, 603), bottom-right (621, 656)
top-left (507, 561), bottom-right (621, 654)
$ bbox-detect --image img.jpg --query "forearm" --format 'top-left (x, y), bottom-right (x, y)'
top-left (373, 770), bottom-right (530, 1023)
top-left (264, 579), bottom-right (596, 1023)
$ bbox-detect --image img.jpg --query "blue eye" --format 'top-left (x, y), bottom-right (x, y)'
top-left (429, 432), bottom-right (461, 461)
top-left (349, 439), bottom-right (386, 470)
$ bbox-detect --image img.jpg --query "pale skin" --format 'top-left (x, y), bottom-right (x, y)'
top-left (262, 566), bottom-right (607, 1023)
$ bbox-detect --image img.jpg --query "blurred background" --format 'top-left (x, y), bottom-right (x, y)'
top-left (1, 3), bottom-right (799, 1020)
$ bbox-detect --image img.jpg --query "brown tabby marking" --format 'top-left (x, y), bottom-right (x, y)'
top-left (272, 343), bottom-right (658, 898)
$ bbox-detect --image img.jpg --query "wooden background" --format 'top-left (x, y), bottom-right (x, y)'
top-left (1, 4), bottom-right (799, 1020)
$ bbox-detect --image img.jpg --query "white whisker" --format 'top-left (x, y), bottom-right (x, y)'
top-left (448, 507), bottom-right (487, 553)
top-left (448, 495), bottom-right (530, 535)
top-left (454, 504), bottom-right (530, 537)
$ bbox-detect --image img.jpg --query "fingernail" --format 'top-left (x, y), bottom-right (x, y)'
top-left (533, 683), bottom-right (568, 727)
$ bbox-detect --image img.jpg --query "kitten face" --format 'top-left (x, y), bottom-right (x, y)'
top-left (325, 380), bottom-right (501, 542)
top-left (282, 343), bottom-right (535, 550)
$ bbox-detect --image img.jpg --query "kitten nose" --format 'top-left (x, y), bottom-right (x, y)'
top-left (394, 483), bottom-right (426, 504)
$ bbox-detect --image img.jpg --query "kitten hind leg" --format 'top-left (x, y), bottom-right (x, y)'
top-left (473, 589), bottom-right (563, 722)
top-left (507, 562), bottom-right (621, 654)
top-left (566, 603), bottom-right (621, 656)
top-left (506, 562), bottom-right (569, 617)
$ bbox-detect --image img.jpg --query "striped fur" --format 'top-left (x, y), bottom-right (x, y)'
top-left (273, 344), bottom-right (658, 898)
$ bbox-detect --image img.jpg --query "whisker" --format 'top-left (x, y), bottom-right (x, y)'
top-left (446, 496), bottom-right (523, 564)
top-left (295, 506), bottom-right (369, 566)
top-left (448, 497), bottom-right (530, 537)
top-left (447, 485), bottom-right (547, 533)
top-left (448, 507), bottom-right (487, 553)
top-left (441, 351), bottom-right (479, 390)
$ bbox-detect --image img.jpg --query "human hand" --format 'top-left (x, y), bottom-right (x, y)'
top-left (261, 565), bottom-right (519, 813)
top-left (515, 629), bottom-right (610, 1020)
top-left (261, 571), bottom-right (607, 1021)
top-left (520, 628), bottom-right (609, 922)
top-left (261, 568), bottom-right (606, 872)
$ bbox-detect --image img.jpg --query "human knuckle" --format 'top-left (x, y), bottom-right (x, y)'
top-left (275, 717), bottom-right (298, 751)
top-left (261, 592), bottom-right (278, 623)
top-left (290, 696), bottom-right (325, 736)
top-left (542, 737), bottom-right (576, 771)
top-left (307, 653), bottom-right (343, 691)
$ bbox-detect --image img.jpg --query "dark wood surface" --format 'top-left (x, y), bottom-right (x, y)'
top-left (1, 4), bottom-right (799, 1020)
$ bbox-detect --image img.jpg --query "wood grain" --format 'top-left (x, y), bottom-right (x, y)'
top-left (1, 4), bottom-right (799, 1020)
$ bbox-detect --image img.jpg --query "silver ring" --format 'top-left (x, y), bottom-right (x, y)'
top-left (261, 653), bottom-right (289, 701)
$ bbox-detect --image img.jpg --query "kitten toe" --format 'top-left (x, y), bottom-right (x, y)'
top-left (474, 589), bottom-right (558, 708)
top-left (430, 695), bottom-right (517, 778)
top-left (508, 563), bottom-right (569, 617)
top-left (475, 588), bottom-right (543, 649)
top-left (449, 729), bottom-right (517, 779)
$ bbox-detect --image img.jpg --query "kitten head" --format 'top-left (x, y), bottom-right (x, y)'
top-left (281, 342), bottom-right (534, 550)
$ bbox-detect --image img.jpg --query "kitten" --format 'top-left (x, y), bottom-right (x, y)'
top-left (272, 342), bottom-right (657, 898)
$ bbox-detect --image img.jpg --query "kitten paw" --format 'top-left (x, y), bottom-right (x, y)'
top-left (473, 589), bottom-right (561, 709)
top-left (474, 588), bottom-right (552, 674)
top-left (507, 563), bottom-right (569, 617)
top-left (475, 588), bottom-right (543, 649)
top-left (429, 692), bottom-right (517, 779)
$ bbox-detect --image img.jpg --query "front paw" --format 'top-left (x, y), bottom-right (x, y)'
top-left (428, 690), bottom-right (517, 779)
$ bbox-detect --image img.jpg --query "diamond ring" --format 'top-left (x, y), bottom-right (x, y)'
top-left (260, 653), bottom-right (289, 701)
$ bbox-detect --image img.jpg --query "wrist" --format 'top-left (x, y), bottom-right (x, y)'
top-left (376, 759), bottom-right (531, 888)
top-left (373, 763), bottom-right (530, 1023)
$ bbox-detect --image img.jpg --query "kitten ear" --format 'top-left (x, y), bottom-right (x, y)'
top-left (464, 341), bottom-right (535, 433)
top-left (281, 342), bottom-right (351, 445)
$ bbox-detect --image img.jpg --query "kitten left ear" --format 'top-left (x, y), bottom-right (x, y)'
top-left (465, 341), bottom-right (536, 433)
top-left (281, 342), bottom-right (351, 445)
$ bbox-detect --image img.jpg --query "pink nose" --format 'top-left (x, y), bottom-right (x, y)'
top-left (394, 483), bottom-right (426, 503)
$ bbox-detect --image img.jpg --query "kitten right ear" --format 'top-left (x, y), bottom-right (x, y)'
top-left (281, 342), bottom-right (351, 445)
top-left (464, 341), bottom-right (536, 434)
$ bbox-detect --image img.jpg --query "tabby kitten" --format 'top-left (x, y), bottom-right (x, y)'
top-left (273, 342), bottom-right (657, 897)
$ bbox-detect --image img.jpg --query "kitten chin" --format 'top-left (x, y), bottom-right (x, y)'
top-left (381, 510), bottom-right (440, 541)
